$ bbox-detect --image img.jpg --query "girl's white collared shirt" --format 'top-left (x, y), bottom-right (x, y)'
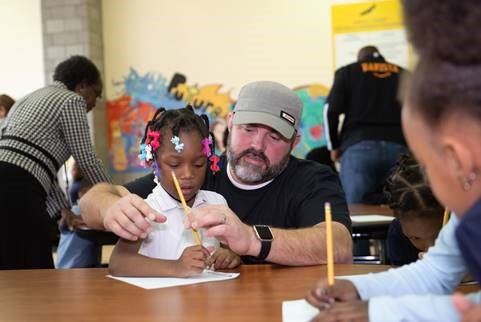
top-left (138, 184), bottom-right (227, 260)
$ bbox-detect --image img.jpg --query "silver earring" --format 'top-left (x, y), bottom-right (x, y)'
top-left (461, 172), bottom-right (477, 191)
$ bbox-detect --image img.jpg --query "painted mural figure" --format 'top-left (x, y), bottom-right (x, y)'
top-left (107, 69), bottom-right (330, 172)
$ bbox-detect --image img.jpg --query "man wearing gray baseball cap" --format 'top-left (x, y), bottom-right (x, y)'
top-left (81, 81), bottom-right (352, 266)
top-left (232, 81), bottom-right (301, 139)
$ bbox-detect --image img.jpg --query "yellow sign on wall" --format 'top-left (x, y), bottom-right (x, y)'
top-left (332, 1), bottom-right (403, 33)
top-left (331, 1), bottom-right (409, 70)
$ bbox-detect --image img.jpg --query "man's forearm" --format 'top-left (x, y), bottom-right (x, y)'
top-left (79, 183), bottom-right (128, 229)
top-left (265, 222), bottom-right (352, 266)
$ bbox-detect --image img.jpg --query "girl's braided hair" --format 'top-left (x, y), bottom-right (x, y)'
top-left (141, 105), bottom-right (213, 154)
top-left (384, 154), bottom-right (444, 219)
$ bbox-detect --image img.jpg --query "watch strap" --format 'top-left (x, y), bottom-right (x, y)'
top-left (252, 225), bottom-right (273, 261)
top-left (255, 239), bottom-right (272, 260)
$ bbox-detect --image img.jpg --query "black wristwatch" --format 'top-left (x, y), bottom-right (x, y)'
top-left (252, 225), bottom-right (274, 260)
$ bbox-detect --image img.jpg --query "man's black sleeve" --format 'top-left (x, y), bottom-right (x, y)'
top-left (123, 173), bottom-right (156, 199)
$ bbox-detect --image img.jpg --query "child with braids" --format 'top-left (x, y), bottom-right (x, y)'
top-left (384, 154), bottom-right (444, 266)
top-left (109, 106), bottom-right (240, 277)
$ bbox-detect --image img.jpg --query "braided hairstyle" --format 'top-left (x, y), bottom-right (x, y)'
top-left (384, 154), bottom-right (444, 220)
top-left (140, 105), bottom-right (215, 166)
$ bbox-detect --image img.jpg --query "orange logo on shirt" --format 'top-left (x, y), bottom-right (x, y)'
top-left (361, 62), bottom-right (400, 78)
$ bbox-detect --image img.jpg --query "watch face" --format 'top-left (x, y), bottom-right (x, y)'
top-left (254, 225), bottom-right (273, 240)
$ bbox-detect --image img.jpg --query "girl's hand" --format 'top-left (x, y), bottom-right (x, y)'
top-left (306, 279), bottom-right (360, 310)
top-left (453, 293), bottom-right (481, 322)
top-left (175, 245), bottom-right (211, 277)
top-left (208, 247), bottom-right (241, 269)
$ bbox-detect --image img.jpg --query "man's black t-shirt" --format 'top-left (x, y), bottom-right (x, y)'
top-left (124, 173), bottom-right (156, 199)
top-left (204, 155), bottom-right (351, 230)
top-left (125, 155), bottom-right (351, 231)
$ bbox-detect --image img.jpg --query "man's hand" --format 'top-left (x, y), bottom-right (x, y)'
top-left (184, 204), bottom-right (259, 257)
top-left (103, 193), bottom-right (166, 241)
top-left (311, 300), bottom-right (369, 322)
top-left (306, 279), bottom-right (360, 310)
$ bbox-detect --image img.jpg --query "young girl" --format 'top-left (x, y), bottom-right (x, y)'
top-left (305, 1), bottom-right (481, 321)
top-left (384, 154), bottom-right (444, 266)
top-left (109, 106), bottom-right (240, 277)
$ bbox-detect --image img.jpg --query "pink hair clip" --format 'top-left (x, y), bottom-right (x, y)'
top-left (201, 137), bottom-right (212, 157)
top-left (209, 155), bottom-right (220, 174)
top-left (139, 129), bottom-right (161, 168)
top-left (146, 129), bottom-right (161, 151)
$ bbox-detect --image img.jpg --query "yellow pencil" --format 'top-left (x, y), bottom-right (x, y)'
top-left (171, 171), bottom-right (201, 245)
top-left (325, 202), bottom-right (334, 286)
top-left (443, 208), bottom-right (450, 226)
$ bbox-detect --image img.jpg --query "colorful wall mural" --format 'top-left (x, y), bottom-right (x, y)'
top-left (292, 84), bottom-right (329, 158)
top-left (107, 69), bottom-right (330, 173)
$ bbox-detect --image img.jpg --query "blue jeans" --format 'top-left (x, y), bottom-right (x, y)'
top-left (340, 140), bottom-right (408, 204)
top-left (56, 228), bottom-right (101, 268)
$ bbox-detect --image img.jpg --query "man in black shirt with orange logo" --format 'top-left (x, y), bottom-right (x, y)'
top-left (324, 46), bottom-right (408, 204)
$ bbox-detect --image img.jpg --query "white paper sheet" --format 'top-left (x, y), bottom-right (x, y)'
top-left (282, 299), bottom-right (319, 322)
top-left (350, 214), bottom-right (394, 223)
top-left (282, 275), bottom-right (363, 322)
top-left (108, 270), bottom-right (239, 289)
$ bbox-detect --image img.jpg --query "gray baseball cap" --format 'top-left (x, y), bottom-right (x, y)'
top-left (232, 81), bottom-right (303, 139)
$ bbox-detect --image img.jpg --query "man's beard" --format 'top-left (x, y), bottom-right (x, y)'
top-left (227, 144), bottom-right (290, 184)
